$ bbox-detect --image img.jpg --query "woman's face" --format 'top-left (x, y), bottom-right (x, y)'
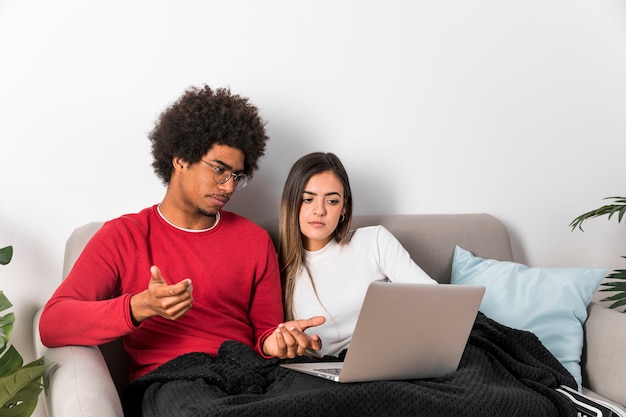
top-left (298, 170), bottom-right (346, 251)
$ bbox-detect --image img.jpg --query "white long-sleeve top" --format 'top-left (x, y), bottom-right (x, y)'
top-left (293, 225), bottom-right (437, 357)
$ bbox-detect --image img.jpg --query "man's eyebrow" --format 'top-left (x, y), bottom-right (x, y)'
top-left (211, 159), bottom-right (244, 173)
top-left (211, 159), bottom-right (232, 169)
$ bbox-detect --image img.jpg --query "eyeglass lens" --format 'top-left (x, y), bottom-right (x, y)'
top-left (214, 170), bottom-right (248, 191)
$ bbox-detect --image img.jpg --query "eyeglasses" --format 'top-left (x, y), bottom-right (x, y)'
top-left (201, 160), bottom-right (249, 191)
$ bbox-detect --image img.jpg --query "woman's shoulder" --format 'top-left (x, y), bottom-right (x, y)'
top-left (351, 224), bottom-right (393, 238)
top-left (349, 225), bottom-right (398, 245)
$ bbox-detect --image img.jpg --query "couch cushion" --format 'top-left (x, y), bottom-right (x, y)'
top-left (450, 245), bottom-right (604, 390)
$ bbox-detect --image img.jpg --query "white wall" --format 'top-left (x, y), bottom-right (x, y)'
top-left (1, 1), bottom-right (625, 415)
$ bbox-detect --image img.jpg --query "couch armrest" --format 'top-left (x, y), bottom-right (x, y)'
top-left (33, 309), bottom-right (123, 417)
top-left (582, 302), bottom-right (626, 409)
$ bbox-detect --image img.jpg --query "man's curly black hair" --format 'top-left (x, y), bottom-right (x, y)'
top-left (149, 85), bottom-right (269, 185)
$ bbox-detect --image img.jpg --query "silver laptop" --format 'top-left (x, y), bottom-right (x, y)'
top-left (280, 282), bottom-right (485, 383)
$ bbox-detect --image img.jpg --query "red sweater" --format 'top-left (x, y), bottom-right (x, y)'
top-left (39, 206), bottom-right (283, 381)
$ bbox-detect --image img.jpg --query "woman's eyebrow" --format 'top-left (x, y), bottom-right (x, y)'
top-left (302, 190), bottom-right (342, 197)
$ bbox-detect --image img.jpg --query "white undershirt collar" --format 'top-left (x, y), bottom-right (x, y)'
top-left (157, 205), bottom-right (220, 232)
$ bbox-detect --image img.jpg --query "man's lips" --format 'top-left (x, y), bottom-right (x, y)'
top-left (209, 194), bottom-right (230, 206)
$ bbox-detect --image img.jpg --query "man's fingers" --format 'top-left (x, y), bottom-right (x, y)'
top-left (147, 266), bottom-right (194, 320)
top-left (150, 265), bottom-right (192, 297)
top-left (166, 278), bottom-right (193, 296)
top-left (150, 265), bottom-right (167, 285)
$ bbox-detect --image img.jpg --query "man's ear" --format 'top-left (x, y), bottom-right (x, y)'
top-left (172, 156), bottom-right (187, 172)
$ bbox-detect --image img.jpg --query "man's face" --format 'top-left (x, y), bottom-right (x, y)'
top-left (173, 144), bottom-right (245, 219)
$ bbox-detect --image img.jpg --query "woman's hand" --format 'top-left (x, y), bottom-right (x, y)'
top-left (263, 316), bottom-right (326, 358)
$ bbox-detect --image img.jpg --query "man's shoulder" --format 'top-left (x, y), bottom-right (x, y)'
top-left (220, 210), bottom-right (274, 244)
top-left (100, 206), bottom-right (155, 233)
top-left (220, 211), bottom-right (272, 237)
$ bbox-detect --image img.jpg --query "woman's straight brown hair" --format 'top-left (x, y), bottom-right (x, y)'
top-left (278, 152), bottom-right (353, 320)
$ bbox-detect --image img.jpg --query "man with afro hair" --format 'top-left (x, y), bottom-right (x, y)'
top-left (40, 85), bottom-right (325, 385)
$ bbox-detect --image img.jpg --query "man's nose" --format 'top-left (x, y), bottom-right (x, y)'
top-left (218, 176), bottom-right (237, 193)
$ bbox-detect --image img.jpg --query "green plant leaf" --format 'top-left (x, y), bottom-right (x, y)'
top-left (570, 201), bottom-right (626, 313)
top-left (600, 265), bottom-right (626, 312)
top-left (0, 311), bottom-right (15, 327)
top-left (0, 312), bottom-right (15, 353)
top-left (607, 269), bottom-right (626, 280)
top-left (20, 358), bottom-right (44, 369)
top-left (0, 362), bottom-right (49, 410)
top-left (0, 345), bottom-right (23, 378)
top-left (600, 291), bottom-right (626, 301)
top-left (606, 298), bottom-right (626, 311)
top-left (0, 382), bottom-right (42, 417)
top-left (0, 247), bottom-right (51, 414)
top-left (619, 205), bottom-right (626, 223)
top-left (0, 247), bottom-right (12, 266)
top-left (602, 278), bottom-right (626, 285)
top-left (601, 282), bottom-right (626, 290)
top-left (570, 196), bottom-right (626, 231)
top-left (0, 292), bottom-right (12, 313)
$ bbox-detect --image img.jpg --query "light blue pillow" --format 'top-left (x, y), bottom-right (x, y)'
top-left (450, 245), bottom-right (604, 390)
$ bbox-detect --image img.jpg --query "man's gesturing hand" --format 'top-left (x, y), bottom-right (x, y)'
top-left (263, 316), bottom-right (326, 359)
top-left (130, 265), bottom-right (194, 325)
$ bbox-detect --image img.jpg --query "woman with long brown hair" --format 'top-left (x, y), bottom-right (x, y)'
top-left (278, 152), bottom-right (437, 357)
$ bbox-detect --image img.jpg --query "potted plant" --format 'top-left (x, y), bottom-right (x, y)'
top-left (570, 196), bottom-right (626, 313)
top-left (0, 245), bottom-right (50, 416)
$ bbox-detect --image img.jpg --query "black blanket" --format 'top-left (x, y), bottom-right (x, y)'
top-left (122, 313), bottom-right (577, 417)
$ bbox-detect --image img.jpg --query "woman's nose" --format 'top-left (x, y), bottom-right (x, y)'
top-left (313, 202), bottom-right (326, 216)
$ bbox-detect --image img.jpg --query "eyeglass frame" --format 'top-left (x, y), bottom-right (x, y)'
top-left (200, 160), bottom-right (249, 191)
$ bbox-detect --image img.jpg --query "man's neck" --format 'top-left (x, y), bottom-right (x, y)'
top-left (158, 200), bottom-right (218, 231)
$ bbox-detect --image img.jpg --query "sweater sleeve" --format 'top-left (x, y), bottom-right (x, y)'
top-left (249, 234), bottom-right (284, 356)
top-left (39, 221), bottom-right (139, 347)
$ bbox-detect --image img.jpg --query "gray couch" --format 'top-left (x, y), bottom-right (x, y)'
top-left (33, 213), bottom-right (626, 416)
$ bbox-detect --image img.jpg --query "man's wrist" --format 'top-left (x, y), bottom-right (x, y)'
top-left (129, 292), bottom-right (148, 325)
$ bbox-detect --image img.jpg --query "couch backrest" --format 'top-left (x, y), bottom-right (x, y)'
top-left (61, 212), bottom-right (513, 394)
top-left (257, 213), bottom-right (514, 284)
